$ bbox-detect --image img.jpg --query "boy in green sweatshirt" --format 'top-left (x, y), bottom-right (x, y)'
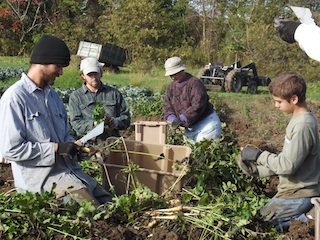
top-left (237, 72), bottom-right (320, 230)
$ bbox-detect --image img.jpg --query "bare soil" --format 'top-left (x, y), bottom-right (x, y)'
top-left (1, 96), bottom-right (320, 239)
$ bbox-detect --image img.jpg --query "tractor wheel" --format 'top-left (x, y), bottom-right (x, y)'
top-left (247, 81), bottom-right (258, 94)
top-left (197, 68), bottom-right (211, 85)
top-left (225, 69), bottom-right (242, 92)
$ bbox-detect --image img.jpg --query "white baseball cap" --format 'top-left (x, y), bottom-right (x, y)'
top-left (164, 56), bottom-right (186, 76)
top-left (80, 57), bottom-right (104, 75)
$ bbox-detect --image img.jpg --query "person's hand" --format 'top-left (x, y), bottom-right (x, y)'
top-left (104, 115), bottom-right (115, 129)
top-left (57, 142), bottom-right (80, 158)
top-left (236, 154), bottom-right (258, 177)
top-left (167, 114), bottom-right (183, 129)
top-left (170, 118), bottom-right (183, 130)
top-left (274, 18), bottom-right (301, 44)
top-left (179, 114), bottom-right (188, 126)
top-left (167, 114), bottom-right (177, 123)
top-left (241, 145), bottom-right (262, 161)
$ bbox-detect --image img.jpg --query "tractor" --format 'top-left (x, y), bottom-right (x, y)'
top-left (198, 60), bottom-right (270, 94)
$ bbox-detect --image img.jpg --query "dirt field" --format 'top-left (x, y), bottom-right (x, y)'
top-left (1, 94), bottom-right (319, 239)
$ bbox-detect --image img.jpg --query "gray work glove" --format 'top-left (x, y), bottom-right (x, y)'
top-left (274, 18), bottom-right (301, 44)
top-left (236, 145), bottom-right (261, 176)
top-left (241, 146), bottom-right (262, 161)
top-left (236, 154), bottom-right (259, 177)
top-left (57, 142), bottom-right (80, 158)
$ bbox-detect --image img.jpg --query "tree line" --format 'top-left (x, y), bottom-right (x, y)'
top-left (1, 0), bottom-right (320, 80)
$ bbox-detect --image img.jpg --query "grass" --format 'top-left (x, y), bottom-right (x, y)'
top-left (307, 82), bottom-right (320, 102)
top-left (0, 56), bottom-right (29, 67)
top-left (103, 70), bottom-right (170, 93)
top-left (0, 56), bottom-right (172, 91)
top-left (1, 56), bottom-right (320, 102)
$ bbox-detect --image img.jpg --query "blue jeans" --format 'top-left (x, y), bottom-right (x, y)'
top-left (260, 197), bottom-right (313, 231)
top-left (184, 111), bottom-right (222, 143)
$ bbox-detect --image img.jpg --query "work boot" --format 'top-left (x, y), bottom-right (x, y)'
top-left (68, 188), bottom-right (101, 207)
top-left (306, 207), bottom-right (315, 220)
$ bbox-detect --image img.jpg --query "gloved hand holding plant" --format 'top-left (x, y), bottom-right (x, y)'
top-left (104, 114), bottom-right (116, 129)
top-left (167, 114), bottom-right (183, 130)
top-left (57, 142), bottom-right (80, 158)
top-left (236, 145), bottom-right (262, 177)
top-left (241, 145), bottom-right (262, 161)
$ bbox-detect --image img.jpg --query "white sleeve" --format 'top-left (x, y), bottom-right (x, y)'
top-left (294, 23), bottom-right (320, 62)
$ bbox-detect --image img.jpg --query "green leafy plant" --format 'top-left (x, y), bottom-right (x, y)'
top-left (167, 128), bottom-right (185, 145)
top-left (80, 158), bottom-right (103, 184)
top-left (92, 102), bottom-right (105, 123)
top-left (127, 94), bottom-right (163, 116)
top-left (106, 184), bottom-right (167, 222)
top-left (0, 191), bottom-right (98, 239)
top-left (0, 67), bottom-right (25, 81)
top-left (176, 134), bottom-right (274, 239)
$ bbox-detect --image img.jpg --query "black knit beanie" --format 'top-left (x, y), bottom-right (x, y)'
top-left (30, 35), bottom-right (70, 66)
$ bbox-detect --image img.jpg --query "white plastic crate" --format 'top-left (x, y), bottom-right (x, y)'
top-left (76, 41), bottom-right (102, 59)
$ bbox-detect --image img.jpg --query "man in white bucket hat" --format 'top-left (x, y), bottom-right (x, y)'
top-left (163, 56), bottom-right (222, 143)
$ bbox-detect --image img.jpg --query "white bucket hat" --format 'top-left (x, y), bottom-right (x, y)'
top-left (80, 57), bottom-right (104, 75)
top-left (164, 56), bottom-right (186, 76)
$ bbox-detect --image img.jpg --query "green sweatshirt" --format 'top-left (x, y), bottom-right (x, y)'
top-left (257, 112), bottom-right (320, 198)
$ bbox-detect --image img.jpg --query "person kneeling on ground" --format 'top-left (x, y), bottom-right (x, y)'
top-left (0, 35), bottom-right (111, 207)
top-left (163, 56), bottom-right (222, 143)
top-left (236, 72), bottom-right (320, 231)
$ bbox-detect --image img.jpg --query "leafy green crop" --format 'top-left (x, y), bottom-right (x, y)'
top-left (92, 102), bottom-right (106, 123)
top-left (0, 191), bottom-right (99, 239)
top-left (0, 67), bottom-right (25, 81)
top-left (177, 133), bottom-right (273, 239)
top-left (126, 94), bottom-right (163, 116)
top-left (107, 184), bottom-right (167, 222)
top-left (80, 158), bottom-right (103, 184)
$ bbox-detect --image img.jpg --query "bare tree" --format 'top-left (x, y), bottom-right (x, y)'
top-left (5, 0), bottom-right (50, 54)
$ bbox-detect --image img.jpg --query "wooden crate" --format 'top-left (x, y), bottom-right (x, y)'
top-left (101, 137), bottom-right (191, 195)
top-left (134, 121), bottom-right (168, 145)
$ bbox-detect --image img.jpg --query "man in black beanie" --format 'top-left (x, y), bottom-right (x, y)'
top-left (30, 34), bottom-right (71, 66)
top-left (0, 34), bottom-right (111, 207)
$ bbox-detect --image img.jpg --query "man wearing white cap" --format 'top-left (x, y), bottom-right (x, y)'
top-left (69, 57), bottom-right (130, 141)
top-left (163, 56), bottom-right (222, 143)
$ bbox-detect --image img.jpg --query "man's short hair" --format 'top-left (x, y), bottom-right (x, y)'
top-left (268, 72), bottom-right (306, 103)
